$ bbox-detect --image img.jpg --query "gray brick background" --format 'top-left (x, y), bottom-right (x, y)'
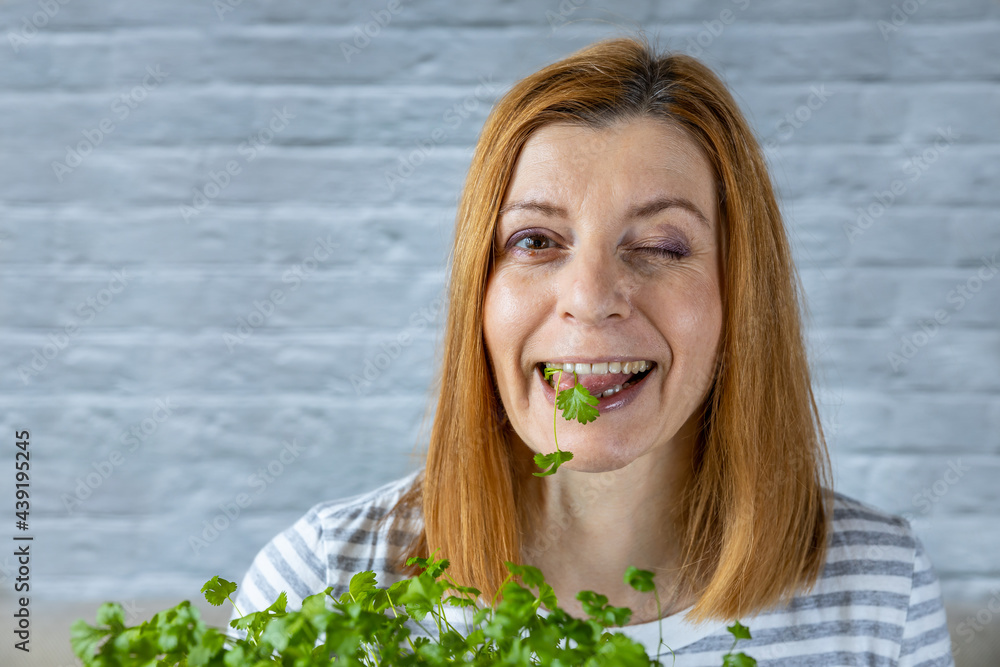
top-left (1, 0), bottom-right (999, 660)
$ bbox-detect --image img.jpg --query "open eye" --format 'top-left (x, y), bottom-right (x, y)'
top-left (510, 232), bottom-right (557, 252)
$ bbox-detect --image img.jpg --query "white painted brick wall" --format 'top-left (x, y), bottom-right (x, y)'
top-left (1, 0), bottom-right (997, 620)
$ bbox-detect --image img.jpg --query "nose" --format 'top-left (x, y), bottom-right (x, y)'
top-left (556, 244), bottom-right (631, 325)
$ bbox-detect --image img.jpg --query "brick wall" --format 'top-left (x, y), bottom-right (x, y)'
top-left (0, 0), bottom-right (997, 627)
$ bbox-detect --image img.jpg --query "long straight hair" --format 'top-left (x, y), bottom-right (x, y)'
top-left (385, 35), bottom-right (832, 623)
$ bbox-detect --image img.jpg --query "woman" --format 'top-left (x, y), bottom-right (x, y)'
top-left (233, 36), bottom-right (954, 665)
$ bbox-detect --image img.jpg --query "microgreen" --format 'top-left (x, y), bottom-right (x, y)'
top-left (534, 366), bottom-right (601, 476)
top-left (71, 559), bottom-right (757, 666)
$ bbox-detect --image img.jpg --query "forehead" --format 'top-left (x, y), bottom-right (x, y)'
top-left (502, 118), bottom-right (718, 227)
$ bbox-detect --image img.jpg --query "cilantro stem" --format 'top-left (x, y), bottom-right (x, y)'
top-left (653, 587), bottom-right (675, 664)
top-left (535, 366), bottom-right (598, 476)
top-left (227, 594), bottom-right (243, 620)
top-left (491, 571), bottom-right (513, 608)
top-left (385, 590), bottom-right (419, 654)
top-left (551, 368), bottom-right (563, 454)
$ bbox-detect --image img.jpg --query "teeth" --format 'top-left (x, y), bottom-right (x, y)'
top-left (545, 360), bottom-right (653, 376)
top-left (542, 360), bottom-right (654, 390)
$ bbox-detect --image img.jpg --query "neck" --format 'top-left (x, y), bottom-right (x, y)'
top-left (514, 417), bottom-right (701, 623)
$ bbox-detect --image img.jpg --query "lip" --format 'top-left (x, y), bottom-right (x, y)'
top-left (536, 363), bottom-right (653, 413)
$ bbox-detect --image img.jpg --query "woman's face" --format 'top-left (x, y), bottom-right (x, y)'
top-left (483, 117), bottom-right (724, 473)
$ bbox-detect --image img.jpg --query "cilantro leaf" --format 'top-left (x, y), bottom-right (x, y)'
top-left (624, 566), bottom-right (656, 593)
top-left (201, 576), bottom-right (237, 606)
top-left (72, 568), bottom-right (758, 666)
top-left (349, 570), bottom-right (378, 599)
top-left (727, 620), bottom-right (752, 641)
top-left (556, 380), bottom-right (599, 424)
top-left (532, 450), bottom-right (574, 477)
top-left (69, 619), bottom-right (109, 659)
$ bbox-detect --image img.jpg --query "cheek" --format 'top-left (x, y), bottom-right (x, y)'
top-left (679, 283), bottom-right (724, 395)
top-left (484, 270), bottom-right (552, 402)
top-left (483, 274), bottom-right (529, 382)
top-left (649, 276), bottom-right (723, 357)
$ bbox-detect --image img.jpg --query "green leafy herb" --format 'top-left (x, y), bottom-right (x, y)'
top-left (534, 366), bottom-right (601, 476)
top-left (201, 576), bottom-right (238, 607)
top-left (722, 621), bottom-right (757, 666)
top-left (71, 369), bottom-right (760, 666)
top-left (72, 559), bottom-right (757, 666)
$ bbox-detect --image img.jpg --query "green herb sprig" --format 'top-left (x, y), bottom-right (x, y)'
top-left (533, 365), bottom-right (601, 477)
top-left (71, 558), bottom-right (758, 666)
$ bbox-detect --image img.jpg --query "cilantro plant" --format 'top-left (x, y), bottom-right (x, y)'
top-left (72, 364), bottom-right (759, 665)
top-left (534, 365), bottom-right (600, 476)
top-left (71, 557), bottom-right (758, 666)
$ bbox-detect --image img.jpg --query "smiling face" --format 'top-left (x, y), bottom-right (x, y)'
top-left (483, 117), bottom-right (724, 473)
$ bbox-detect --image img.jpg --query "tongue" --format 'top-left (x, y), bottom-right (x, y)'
top-left (549, 368), bottom-right (637, 395)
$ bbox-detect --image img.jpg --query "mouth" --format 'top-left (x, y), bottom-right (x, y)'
top-left (535, 360), bottom-right (657, 412)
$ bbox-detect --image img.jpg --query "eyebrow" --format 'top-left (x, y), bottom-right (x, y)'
top-left (498, 195), bottom-right (711, 229)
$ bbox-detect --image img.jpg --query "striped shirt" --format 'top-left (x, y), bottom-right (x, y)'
top-left (231, 469), bottom-right (955, 666)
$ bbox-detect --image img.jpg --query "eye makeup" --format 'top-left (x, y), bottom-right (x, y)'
top-left (637, 237), bottom-right (691, 259)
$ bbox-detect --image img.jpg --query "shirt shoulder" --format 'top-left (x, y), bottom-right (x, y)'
top-left (231, 469), bottom-right (423, 618)
top-left (309, 468), bottom-right (423, 593)
top-left (719, 490), bottom-right (954, 665)
top-left (827, 489), bottom-right (917, 567)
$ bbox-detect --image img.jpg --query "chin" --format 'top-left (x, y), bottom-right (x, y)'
top-left (545, 430), bottom-right (652, 474)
